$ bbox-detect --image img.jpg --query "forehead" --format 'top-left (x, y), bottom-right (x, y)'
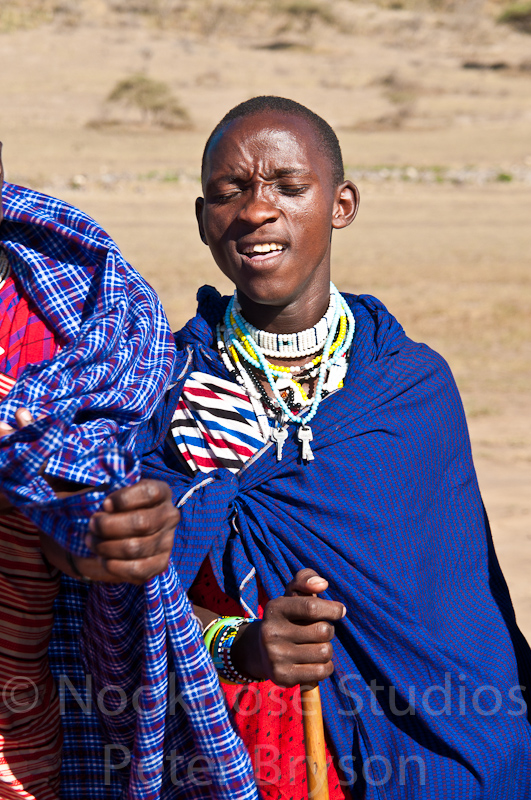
top-left (203, 111), bottom-right (329, 181)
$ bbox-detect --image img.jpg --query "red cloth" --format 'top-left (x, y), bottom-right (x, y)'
top-left (0, 268), bottom-right (61, 800)
top-left (0, 273), bottom-right (57, 378)
top-left (190, 558), bottom-right (347, 800)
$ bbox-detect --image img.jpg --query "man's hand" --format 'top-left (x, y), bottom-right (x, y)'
top-left (87, 479), bottom-right (179, 583)
top-left (231, 568), bottom-right (346, 687)
top-left (41, 479), bottom-right (180, 585)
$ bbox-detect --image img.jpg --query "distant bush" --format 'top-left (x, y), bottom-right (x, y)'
top-left (0, 0), bottom-right (83, 31)
top-left (273, 0), bottom-right (337, 28)
top-left (498, 2), bottom-right (531, 32)
top-left (0, 0), bottom-right (53, 32)
top-left (0, 0), bottom-right (344, 35)
top-left (103, 74), bottom-right (191, 129)
top-left (108, 0), bottom-right (339, 34)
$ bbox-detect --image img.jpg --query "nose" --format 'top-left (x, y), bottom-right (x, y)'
top-left (237, 184), bottom-right (280, 227)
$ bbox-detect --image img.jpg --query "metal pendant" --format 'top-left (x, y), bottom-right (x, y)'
top-left (297, 425), bottom-right (314, 462)
top-left (271, 425), bottom-right (288, 461)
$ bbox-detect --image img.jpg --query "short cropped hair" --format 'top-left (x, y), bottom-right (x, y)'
top-left (201, 96), bottom-right (345, 186)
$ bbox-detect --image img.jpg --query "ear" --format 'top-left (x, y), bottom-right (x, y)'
top-left (331, 180), bottom-right (360, 230)
top-left (195, 196), bottom-right (208, 245)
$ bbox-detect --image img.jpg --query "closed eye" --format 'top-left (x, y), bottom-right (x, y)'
top-left (212, 190), bottom-right (241, 204)
top-left (277, 183), bottom-right (308, 196)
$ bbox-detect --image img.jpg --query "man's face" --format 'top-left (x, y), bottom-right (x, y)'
top-left (196, 111), bottom-right (358, 314)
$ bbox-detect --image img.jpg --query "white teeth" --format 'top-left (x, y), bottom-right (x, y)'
top-left (251, 243), bottom-right (283, 253)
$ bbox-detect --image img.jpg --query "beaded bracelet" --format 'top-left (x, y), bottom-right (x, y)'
top-left (201, 616), bottom-right (221, 640)
top-left (203, 616), bottom-right (240, 652)
top-left (203, 616), bottom-right (262, 685)
top-left (210, 618), bottom-right (251, 685)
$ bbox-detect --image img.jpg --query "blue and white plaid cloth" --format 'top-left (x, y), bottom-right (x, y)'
top-left (0, 185), bottom-right (258, 800)
top-left (0, 180), bottom-right (176, 550)
top-left (82, 571), bottom-right (258, 800)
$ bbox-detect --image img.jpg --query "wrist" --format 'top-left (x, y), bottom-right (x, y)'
top-left (202, 616), bottom-right (265, 684)
top-left (65, 550), bottom-right (93, 583)
top-left (230, 619), bottom-right (266, 681)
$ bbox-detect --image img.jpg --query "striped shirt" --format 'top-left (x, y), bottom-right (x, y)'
top-left (170, 372), bottom-right (267, 474)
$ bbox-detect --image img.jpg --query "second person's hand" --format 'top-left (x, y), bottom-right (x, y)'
top-left (231, 568), bottom-right (346, 687)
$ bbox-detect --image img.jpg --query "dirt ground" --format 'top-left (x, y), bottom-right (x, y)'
top-left (1, 1), bottom-right (530, 637)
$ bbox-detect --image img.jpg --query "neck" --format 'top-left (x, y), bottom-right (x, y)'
top-left (237, 285), bottom-right (331, 335)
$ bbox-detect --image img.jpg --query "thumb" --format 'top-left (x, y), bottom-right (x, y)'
top-left (0, 408), bottom-right (35, 438)
top-left (15, 408), bottom-right (34, 427)
top-left (285, 567), bottom-right (329, 597)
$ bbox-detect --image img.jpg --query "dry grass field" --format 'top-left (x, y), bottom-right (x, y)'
top-left (1, 0), bottom-right (530, 635)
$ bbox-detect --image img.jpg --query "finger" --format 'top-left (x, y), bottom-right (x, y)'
top-left (72, 555), bottom-right (122, 583)
top-left (15, 408), bottom-right (34, 428)
top-left (266, 595), bottom-right (345, 625)
top-left (263, 618), bottom-right (336, 649)
top-left (90, 526), bottom-right (174, 562)
top-left (101, 553), bottom-right (171, 584)
top-left (101, 479), bottom-right (172, 513)
top-left (280, 642), bottom-right (334, 666)
top-left (89, 503), bottom-right (179, 542)
top-left (0, 409), bottom-right (35, 438)
top-left (71, 556), bottom-right (151, 584)
top-left (271, 660), bottom-right (335, 689)
top-left (0, 421), bottom-right (14, 438)
top-left (285, 567), bottom-right (328, 597)
top-left (64, 549), bottom-right (170, 585)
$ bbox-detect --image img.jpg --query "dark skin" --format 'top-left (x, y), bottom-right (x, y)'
top-left (196, 111), bottom-right (359, 332)
top-left (0, 145), bottom-right (178, 585)
top-left (194, 110), bottom-right (359, 684)
top-left (232, 570), bottom-right (346, 687)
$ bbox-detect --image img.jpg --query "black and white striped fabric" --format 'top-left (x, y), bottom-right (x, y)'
top-left (170, 371), bottom-right (267, 474)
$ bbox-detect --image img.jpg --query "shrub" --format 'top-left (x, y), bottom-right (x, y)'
top-left (498, 2), bottom-right (531, 32)
top-left (272, 0), bottom-right (337, 31)
top-left (105, 74), bottom-right (191, 129)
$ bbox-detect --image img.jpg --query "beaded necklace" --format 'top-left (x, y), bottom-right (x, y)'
top-left (217, 283), bottom-right (354, 462)
top-left (235, 292), bottom-right (337, 358)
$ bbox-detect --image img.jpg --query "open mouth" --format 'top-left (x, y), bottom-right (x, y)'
top-left (239, 242), bottom-right (287, 262)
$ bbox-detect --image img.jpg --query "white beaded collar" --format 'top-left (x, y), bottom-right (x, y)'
top-left (233, 290), bottom-right (337, 358)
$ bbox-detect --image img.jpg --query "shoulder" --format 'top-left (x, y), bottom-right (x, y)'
top-left (1, 182), bottom-right (117, 250)
top-left (344, 292), bottom-right (407, 349)
top-left (344, 291), bottom-right (460, 397)
top-left (174, 285), bottom-right (230, 351)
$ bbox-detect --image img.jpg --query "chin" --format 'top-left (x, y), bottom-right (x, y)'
top-left (236, 283), bottom-right (296, 309)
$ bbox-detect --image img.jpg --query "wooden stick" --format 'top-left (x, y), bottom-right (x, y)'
top-left (301, 682), bottom-right (329, 800)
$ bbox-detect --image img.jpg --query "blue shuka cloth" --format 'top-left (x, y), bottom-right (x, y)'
top-left (0, 188), bottom-right (258, 800)
top-left (135, 285), bottom-right (531, 799)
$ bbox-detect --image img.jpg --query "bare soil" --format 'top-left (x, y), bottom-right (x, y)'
top-left (1, 1), bottom-right (530, 637)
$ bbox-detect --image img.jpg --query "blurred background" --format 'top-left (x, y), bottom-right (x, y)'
top-left (1, 0), bottom-right (530, 635)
